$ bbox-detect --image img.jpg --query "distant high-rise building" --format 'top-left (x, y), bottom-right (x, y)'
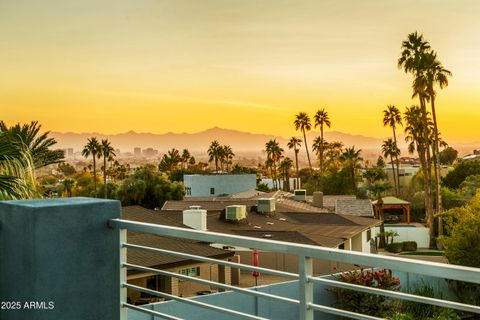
top-left (67, 148), bottom-right (74, 157)
top-left (134, 147), bottom-right (141, 156)
top-left (142, 148), bottom-right (158, 158)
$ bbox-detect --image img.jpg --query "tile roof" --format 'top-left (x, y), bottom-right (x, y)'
top-left (335, 199), bottom-right (374, 217)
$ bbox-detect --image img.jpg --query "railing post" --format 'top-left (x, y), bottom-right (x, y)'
top-left (120, 228), bottom-right (128, 320)
top-left (298, 255), bottom-right (313, 320)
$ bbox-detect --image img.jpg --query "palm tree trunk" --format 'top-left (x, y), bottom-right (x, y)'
top-left (302, 130), bottom-right (312, 173)
top-left (104, 155), bottom-right (107, 199)
top-left (294, 148), bottom-right (299, 177)
top-left (320, 127), bottom-right (324, 191)
top-left (378, 200), bottom-right (386, 248)
top-left (392, 128), bottom-right (401, 196)
top-left (430, 96), bottom-right (443, 238)
top-left (92, 155), bottom-right (97, 198)
top-left (390, 155), bottom-right (397, 194)
top-left (351, 165), bottom-right (356, 194)
top-left (420, 97), bottom-right (435, 248)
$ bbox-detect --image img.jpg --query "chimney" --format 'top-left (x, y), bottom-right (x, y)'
top-left (183, 207), bottom-right (207, 230)
top-left (312, 191), bottom-right (324, 208)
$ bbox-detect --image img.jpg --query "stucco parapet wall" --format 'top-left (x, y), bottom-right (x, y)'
top-left (0, 197), bottom-right (121, 320)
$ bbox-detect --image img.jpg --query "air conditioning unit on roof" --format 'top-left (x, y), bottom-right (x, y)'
top-left (257, 198), bottom-right (275, 214)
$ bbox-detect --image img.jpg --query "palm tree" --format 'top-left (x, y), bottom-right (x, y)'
top-left (279, 157), bottom-right (293, 191)
top-left (62, 179), bottom-right (75, 197)
top-left (404, 105), bottom-right (436, 244)
top-left (223, 145), bottom-right (235, 172)
top-left (381, 138), bottom-right (400, 195)
top-left (382, 105), bottom-right (402, 195)
top-left (265, 139), bottom-right (283, 189)
top-left (0, 121), bottom-right (64, 168)
top-left (207, 140), bottom-right (221, 172)
top-left (100, 139), bottom-right (116, 198)
top-left (422, 51), bottom-right (451, 238)
top-left (399, 32), bottom-right (435, 247)
top-left (0, 133), bottom-right (36, 199)
top-left (294, 112), bottom-right (313, 172)
top-left (82, 137), bottom-right (101, 197)
top-left (368, 180), bottom-right (392, 249)
top-left (287, 137), bottom-right (302, 178)
top-left (339, 146), bottom-right (363, 194)
top-left (314, 109), bottom-right (331, 188)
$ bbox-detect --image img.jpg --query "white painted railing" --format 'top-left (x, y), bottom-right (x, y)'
top-left (109, 219), bottom-right (480, 320)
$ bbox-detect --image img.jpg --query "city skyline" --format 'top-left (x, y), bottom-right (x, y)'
top-left (2, 1), bottom-right (480, 143)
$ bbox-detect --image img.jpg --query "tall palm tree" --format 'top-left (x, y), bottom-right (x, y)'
top-left (339, 146), bottom-right (363, 194)
top-left (294, 112), bottom-right (313, 172)
top-left (0, 121), bottom-right (64, 168)
top-left (422, 51), bottom-right (452, 238)
top-left (314, 109), bottom-right (331, 188)
top-left (382, 105), bottom-right (402, 195)
top-left (82, 137), bottom-right (101, 197)
top-left (399, 32), bottom-right (435, 247)
top-left (208, 140), bottom-right (221, 172)
top-left (287, 137), bottom-right (302, 178)
top-left (381, 138), bottom-right (400, 195)
top-left (100, 139), bottom-right (116, 198)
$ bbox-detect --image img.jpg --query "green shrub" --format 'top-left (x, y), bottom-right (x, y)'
top-left (386, 242), bottom-right (403, 253)
top-left (402, 241), bottom-right (417, 251)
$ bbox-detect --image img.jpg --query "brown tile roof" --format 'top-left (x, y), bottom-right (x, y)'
top-left (122, 206), bottom-right (233, 273)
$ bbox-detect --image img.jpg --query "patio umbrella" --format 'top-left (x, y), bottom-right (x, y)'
top-left (252, 249), bottom-right (260, 286)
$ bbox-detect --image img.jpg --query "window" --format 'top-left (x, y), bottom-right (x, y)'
top-left (185, 187), bottom-right (191, 196)
top-left (179, 266), bottom-right (200, 277)
top-left (366, 229), bottom-right (371, 241)
top-left (210, 187), bottom-right (215, 195)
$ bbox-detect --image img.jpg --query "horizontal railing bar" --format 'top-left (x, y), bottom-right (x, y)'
top-left (309, 303), bottom-right (383, 320)
top-left (124, 283), bottom-right (268, 320)
top-left (310, 277), bottom-right (480, 314)
top-left (124, 263), bottom-right (299, 305)
top-left (109, 219), bottom-right (480, 284)
top-left (124, 242), bottom-right (299, 280)
top-left (124, 303), bottom-right (184, 320)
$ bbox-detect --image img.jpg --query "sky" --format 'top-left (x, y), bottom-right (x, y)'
top-left (1, 0), bottom-right (480, 143)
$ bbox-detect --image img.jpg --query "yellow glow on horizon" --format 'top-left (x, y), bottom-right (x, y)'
top-left (1, 1), bottom-right (480, 143)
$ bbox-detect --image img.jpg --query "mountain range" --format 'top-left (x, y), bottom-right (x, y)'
top-left (51, 127), bottom-right (385, 154)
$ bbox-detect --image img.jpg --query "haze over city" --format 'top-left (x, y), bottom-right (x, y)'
top-left (1, 0), bottom-right (480, 144)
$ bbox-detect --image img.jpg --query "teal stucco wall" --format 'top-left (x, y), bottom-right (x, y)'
top-left (0, 198), bottom-right (121, 320)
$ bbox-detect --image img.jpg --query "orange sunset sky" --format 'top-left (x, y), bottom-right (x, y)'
top-left (1, 1), bottom-right (480, 143)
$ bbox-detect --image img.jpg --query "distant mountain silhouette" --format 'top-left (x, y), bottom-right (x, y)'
top-left (50, 127), bottom-right (386, 154)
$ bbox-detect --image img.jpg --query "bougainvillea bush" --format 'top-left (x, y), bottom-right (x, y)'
top-left (329, 268), bottom-right (401, 316)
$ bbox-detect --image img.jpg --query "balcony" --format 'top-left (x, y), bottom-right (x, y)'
top-left (0, 198), bottom-right (479, 320)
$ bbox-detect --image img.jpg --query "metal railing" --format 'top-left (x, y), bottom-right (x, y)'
top-left (109, 219), bottom-right (480, 320)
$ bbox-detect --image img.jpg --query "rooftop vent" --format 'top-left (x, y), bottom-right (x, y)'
top-left (263, 234), bottom-right (272, 238)
top-left (183, 208), bottom-right (207, 230)
top-left (189, 205), bottom-right (202, 210)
